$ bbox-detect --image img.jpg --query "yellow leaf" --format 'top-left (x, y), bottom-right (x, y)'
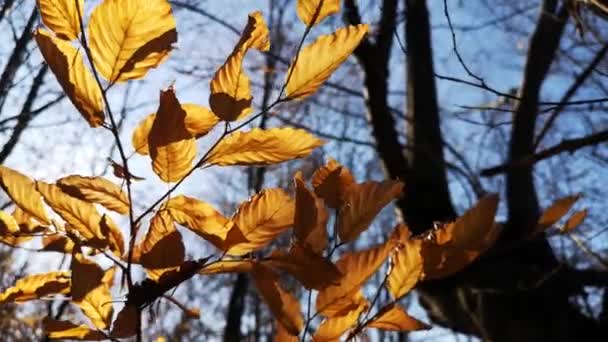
top-left (227, 189), bottom-right (295, 256)
top-left (37, 0), bottom-right (83, 41)
top-left (311, 158), bottom-right (355, 208)
top-left (100, 215), bottom-right (125, 256)
top-left (71, 254), bottom-right (113, 330)
top-left (166, 195), bottom-right (246, 251)
top-left (133, 210), bottom-right (185, 270)
top-left (285, 25), bottom-right (368, 99)
top-left (252, 263), bottom-right (303, 336)
top-left (265, 243), bottom-right (341, 290)
top-left (275, 321), bottom-right (299, 342)
top-left (42, 234), bottom-right (75, 253)
top-left (110, 305), bottom-right (138, 338)
top-left (365, 304), bottom-right (430, 332)
top-left (451, 194), bottom-right (500, 249)
top-left (0, 210), bottom-right (19, 235)
top-left (561, 209), bottom-right (588, 234)
top-left (71, 253), bottom-right (104, 301)
top-left (200, 259), bottom-right (255, 275)
top-left (207, 128), bottom-right (324, 167)
top-left (313, 297), bottom-right (368, 342)
top-left (133, 104), bottom-right (219, 155)
top-left (534, 194), bottom-right (580, 237)
top-left (316, 242), bottom-right (393, 315)
top-left (296, 0), bottom-right (341, 26)
top-left (210, 12), bottom-right (269, 121)
top-left (57, 175), bottom-right (129, 215)
top-left (35, 28), bottom-right (104, 127)
top-left (36, 182), bottom-right (107, 249)
top-left (88, 0), bottom-right (177, 83)
top-left (148, 88), bottom-right (197, 182)
top-left (43, 318), bottom-right (106, 341)
top-left (293, 172), bottom-right (328, 254)
top-left (0, 271), bottom-right (70, 303)
top-left (338, 180), bottom-right (404, 243)
top-left (388, 248), bottom-right (422, 299)
top-left (0, 166), bottom-right (50, 225)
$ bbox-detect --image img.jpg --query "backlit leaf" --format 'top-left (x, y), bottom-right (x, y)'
top-left (296, 0), bottom-right (340, 26)
top-left (561, 209), bottom-right (588, 234)
top-left (35, 28), bottom-right (104, 127)
top-left (313, 297), bottom-right (368, 342)
top-left (71, 253), bottom-right (104, 301)
top-left (0, 166), bottom-right (50, 225)
top-left (365, 304), bottom-right (430, 332)
top-left (36, 182), bottom-right (106, 248)
top-left (148, 88), bottom-right (197, 183)
top-left (37, 0), bottom-right (83, 41)
top-left (88, 0), bottom-right (177, 83)
top-left (0, 210), bottom-right (19, 234)
top-left (265, 243), bottom-right (341, 290)
top-left (43, 318), bottom-right (106, 341)
top-left (227, 189), bottom-right (295, 256)
top-left (252, 263), bottom-right (303, 336)
top-left (311, 159), bottom-right (355, 208)
top-left (42, 234), bottom-right (75, 253)
top-left (275, 322), bottom-right (299, 342)
top-left (285, 25), bottom-right (368, 99)
top-left (316, 242), bottom-right (393, 315)
top-left (133, 210), bottom-right (185, 270)
top-left (534, 194), bottom-right (580, 237)
top-left (110, 305), bottom-right (138, 339)
top-left (338, 180), bottom-right (404, 243)
top-left (207, 128), bottom-right (324, 167)
top-left (57, 175), bottom-right (129, 215)
top-left (200, 259), bottom-right (254, 275)
top-left (71, 254), bottom-right (113, 330)
top-left (387, 226), bottom-right (423, 299)
top-left (293, 172), bottom-right (328, 254)
top-left (210, 12), bottom-right (269, 121)
top-left (0, 271), bottom-right (70, 303)
top-left (166, 195), bottom-right (246, 251)
top-left (132, 114), bottom-right (155, 155)
top-left (100, 215), bottom-right (125, 256)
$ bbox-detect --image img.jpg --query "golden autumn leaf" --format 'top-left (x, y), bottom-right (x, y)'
top-left (166, 195), bottom-right (246, 251)
top-left (0, 166), bottom-right (50, 225)
top-left (37, 0), bottom-right (83, 41)
top-left (366, 304), bottom-right (430, 332)
top-left (252, 263), bottom-right (303, 336)
top-left (293, 172), bottom-right (328, 254)
top-left (88, 0), bottom-right (177, 83)
top-left (148, 88), bottom-right (197, 182)
top-left (35, 28), bottom-right (105, 127)
top-left (36, 182), bottom-right (107, 249)
top-left (313, 297), bottom-right (368, 342)
top-left (100, 215), bottom-right (125, 256)
top-left (210, 11), bottom-right (269, 121)
top-left (338, 180), bottom-right (404, 243)
top-left (227, 188), bottom-right (295, 256)
top-left (207, 128), bottom-right (324, 167)
top-left (0, 271), bottom-right (70, 303)
top-left (42, 234), bottom-right (75, 253)
top-left (387, 227), bottom-right (423, 299)
top-left (57, 175), bottom-right (129, 215)
top-left (200, 259), bottom-right (255, 275)
top-left (43, 318), bottom-right (106, 341)
top-left (311, 158), bottom-right (355, 208)
top-left (133, 210), bottom-right (185, 270)
top-left (275, 321), bottom-right (299, 342)
top-left (133, 104), bottom-right (219, 155)
top-left (111, 305), bottom-right (139, 338)
top-left (71, 254), bottom-right (113, 330)
top-left (296, 0), bottom-right (341, 26)
top-left (561, 209), bottom-right (588, 234)
top-left (316, 242), bottom-right (394, 315)
top-left (0, 210), bottom-right (19, 235)
top-left (421, 194), bottom-right (500, 280)
top-left (265, 243), bottom-right (341, 290)
top-left (533, 194), bottom-right (580, 237)
top-left (285, 24), bottom-right (368, 99)
top-left (0, 208), bottom-right (47, 247)
top-left (71, 253), bottom-right (104, 301)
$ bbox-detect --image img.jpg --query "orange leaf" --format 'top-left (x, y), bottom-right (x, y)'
top-left (200, 259), bottom-right (255, 275)
top-left (148, 87), bottom-right (197, 182)
top-left (252, 263), bottom-right (303, 336)
top-left (274, 321), bottom-right (299, 342)
top-left (0, 271), bottom-right (70, 303)
top-left (313, 295), bottom-right (368, 341)
top-left (296, 0), bottom-right (341, 26)
top-left (42, 234), bottom-right (75, 253)
top-left (311, 159), bottom-right (355, 208)
top-left (293, 172), bottom-right (328, 254)
top-left (43, 318), bottom-right (106, 341)
top-left (35, 28), bottom-right (105, 127)
top-left (316, 242), bottom-right (393, 315)
top-left (227, 189), bottom-right (295, 256)
top-left (561, 209), bottom-right (588, 234)
top-left (387, 226), bottom-right (423, 299)
top-left (338, 180), bottom-right (404, 243)
top-left (0, 166), bottom-right (50, 225)
top-left (57, 175), bottom-right (130, 215)
top-left (365, 304), bottom-right (430, 331)
top-left (37, 0), bottom-right (83, 41)
top-left (534, 194), bottom-right (580, 237)
top-left (133, 210), bottom-right (185, 270)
